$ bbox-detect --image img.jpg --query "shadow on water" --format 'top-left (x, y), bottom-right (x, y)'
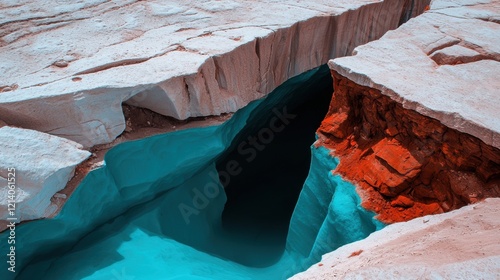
top-left (215, 69), bottom-right (333, 266)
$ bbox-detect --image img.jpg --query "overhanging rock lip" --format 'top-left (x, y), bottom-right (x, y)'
top-left (328, 1), bottom-right (500, 149)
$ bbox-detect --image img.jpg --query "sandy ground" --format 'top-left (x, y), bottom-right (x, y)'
top-left (291, 198), bottom-right (500, 279)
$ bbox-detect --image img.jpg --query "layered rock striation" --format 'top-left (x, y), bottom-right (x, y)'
top-left (318, 71), bottom-right (500, 223)
top-left (319, 0), bottom-right (500, 223)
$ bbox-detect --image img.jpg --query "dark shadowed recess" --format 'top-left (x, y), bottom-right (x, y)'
top-left (216, 66), bottom-right (333, 265)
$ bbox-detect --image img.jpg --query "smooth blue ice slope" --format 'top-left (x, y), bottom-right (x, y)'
top-left (0, 65), bottom-right (384, 280)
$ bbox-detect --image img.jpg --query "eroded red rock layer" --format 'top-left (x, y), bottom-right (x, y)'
top-left (317, 71), bottom-right (500, 223)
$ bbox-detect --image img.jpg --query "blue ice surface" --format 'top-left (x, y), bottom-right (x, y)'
top-left (0, 65), bottom-right (384, 280)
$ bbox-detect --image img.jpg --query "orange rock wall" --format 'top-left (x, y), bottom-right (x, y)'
top-left (317, 70), bottom-right (500, 223)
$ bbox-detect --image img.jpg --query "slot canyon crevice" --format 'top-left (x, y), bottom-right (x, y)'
top-left (14, 66), bottom-right (382, 280)
top-left (215, 65), bottom-right (333, 267)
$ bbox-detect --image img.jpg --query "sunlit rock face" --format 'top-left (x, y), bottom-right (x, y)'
top-left (319, 0), bottom-right (500, 223)
top-left (0, 127), bottom-right (90, 226)
top-left (291, 198), bottom-right (500, 280)
top-left (0, 0), bottom-right (430, 147)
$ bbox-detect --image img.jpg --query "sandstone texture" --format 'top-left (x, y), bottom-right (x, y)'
top-left (0, 0), bottom-right (428, 147)
top-left (0, 126), bottom-right (90, 227)
top-left (291, 198), bottom-right (500, 280)
top-left (318, 71), bottom-right (500, 223)
top-left (330, 0), bottom-right (500, 149)
top-left (319, 0), bottom-right (500, 223)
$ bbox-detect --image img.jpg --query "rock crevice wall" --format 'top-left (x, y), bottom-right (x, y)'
top-left (317, 71), bottom-right (500, 223)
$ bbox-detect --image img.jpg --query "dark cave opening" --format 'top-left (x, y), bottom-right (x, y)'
top-left (215, 65), bottom-right (334, 265)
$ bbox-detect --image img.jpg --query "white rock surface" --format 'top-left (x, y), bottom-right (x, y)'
top-left (290, 198), bottom-right (500, 279)
top-left (0, 126), bottom-right (90, 224)
top-left (0, 0), bottom-right (429, 147)
top-left (329, 0), bottom-right (500, 149)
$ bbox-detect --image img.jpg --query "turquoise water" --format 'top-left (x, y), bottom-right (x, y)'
top-left (0, 65), bottom-right (384, 279)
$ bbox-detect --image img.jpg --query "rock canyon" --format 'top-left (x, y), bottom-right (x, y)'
top-left (0, 0), bottom-right (499, 279)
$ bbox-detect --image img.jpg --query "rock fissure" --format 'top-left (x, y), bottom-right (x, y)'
top-left (74, 57), bottom-right (152, 76)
